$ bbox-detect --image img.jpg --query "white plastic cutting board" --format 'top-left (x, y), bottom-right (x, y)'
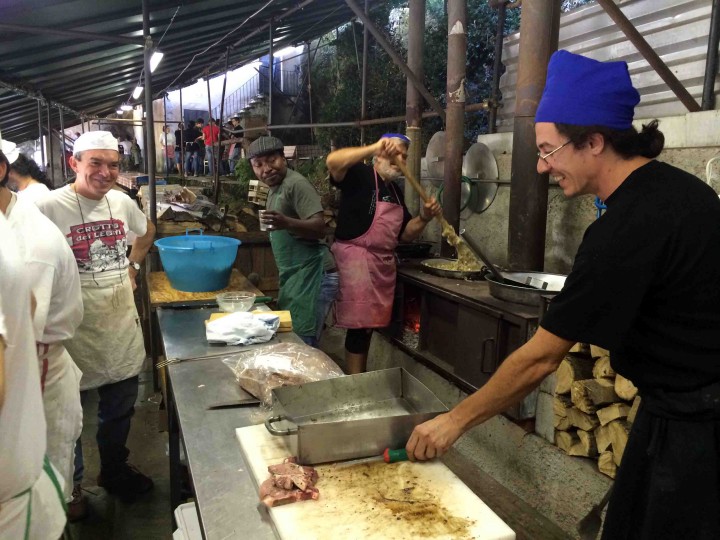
top-left (236, 424), bottom-right (515, 540)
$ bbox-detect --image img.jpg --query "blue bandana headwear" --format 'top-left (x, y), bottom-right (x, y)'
top-left (380, 133), bottom-right (410, 145)
top-left (535, 51), bottom-right (640, 130)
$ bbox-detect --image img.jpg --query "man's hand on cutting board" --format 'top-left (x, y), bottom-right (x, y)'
top-left (405, 412), bottom-right (464, 461)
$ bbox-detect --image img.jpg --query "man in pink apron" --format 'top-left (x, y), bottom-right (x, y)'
top-left (326, 134), bottom-right (440, 374)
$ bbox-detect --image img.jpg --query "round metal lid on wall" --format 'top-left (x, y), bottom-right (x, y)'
top-left (425, 131), bottom-right (445, 180)
top-left (462, 142), bottom-right (499, 213)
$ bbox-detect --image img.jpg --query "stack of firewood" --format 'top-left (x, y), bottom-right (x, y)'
top-left (553, 344), bottom-right (641, 479)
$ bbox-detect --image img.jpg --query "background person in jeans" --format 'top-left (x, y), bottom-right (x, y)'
top-left (249, 136), bottom-right (338, 347)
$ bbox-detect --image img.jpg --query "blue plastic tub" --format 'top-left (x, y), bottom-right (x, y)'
top-left (154, 229), bottom-right (241, 292)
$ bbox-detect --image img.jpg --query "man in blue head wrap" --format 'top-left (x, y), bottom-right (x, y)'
top-left (326, 134), bottom-right (441, 374)
top-left (406, 51), bottom-right (720, 540)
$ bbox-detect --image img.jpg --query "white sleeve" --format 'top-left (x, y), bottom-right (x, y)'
top-left (26, 261), bottom-right (55, 342)
top-left (125, 198), bottom-right (148, 236)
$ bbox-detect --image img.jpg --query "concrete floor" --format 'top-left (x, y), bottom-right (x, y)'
top-left (68, 370), bottom-right (173, 540)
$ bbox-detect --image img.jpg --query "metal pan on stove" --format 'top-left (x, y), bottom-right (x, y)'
top-left (420, 258), bottom-right (484, 280)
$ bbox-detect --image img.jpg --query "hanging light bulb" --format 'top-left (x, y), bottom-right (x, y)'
top-left (120, 103), bottom-right (133, 111)
top-left (132, 86), bottom-right (143, 99)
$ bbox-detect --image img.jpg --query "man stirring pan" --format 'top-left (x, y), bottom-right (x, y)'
top-left (326, 134), bottom-right (441, 374)
top-left (406, 51), bottom-right (720, 539)
top-left (249, 136), bottom-right (337, 347)
top-left (36, 131), bottom-right (156, 519)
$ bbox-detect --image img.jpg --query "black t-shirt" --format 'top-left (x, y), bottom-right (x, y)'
top-left (541, 160), bottom-right (720, 391)
top-left (331, 163), bottom-right (412, 241)
top-left (174, 129), bottom-right (183, 150)
top-left (184, 127), bottom-right (201, 151)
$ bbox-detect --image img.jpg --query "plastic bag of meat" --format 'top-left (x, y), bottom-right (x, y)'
top-left (222, 342), bottom-right (343, 406)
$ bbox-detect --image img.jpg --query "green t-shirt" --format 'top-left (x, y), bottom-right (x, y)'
top-left (266, 168), bottom-right (335, 271)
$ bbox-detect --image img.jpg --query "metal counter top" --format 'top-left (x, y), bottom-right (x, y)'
top-left (160, 307), bottom-right (301, 539)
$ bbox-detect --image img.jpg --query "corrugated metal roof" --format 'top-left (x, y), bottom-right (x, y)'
top-left (497, 0), bottom-right (716, 131)
top-left (0, 0), bottom-right (383, 141)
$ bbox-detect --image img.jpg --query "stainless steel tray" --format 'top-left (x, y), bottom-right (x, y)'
top-left (487, 271), bottom-right (567, 306)
top-left (264, 368), bottom-right (447, 464)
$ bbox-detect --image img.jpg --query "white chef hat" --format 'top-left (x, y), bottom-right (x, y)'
top-left (73, 130), bottom-right (119, 154)
top-left (0, 137), bottom-right (19, 165)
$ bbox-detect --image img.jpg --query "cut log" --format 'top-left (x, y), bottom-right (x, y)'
top-left (568, 343), bottom-right (584, 354)
top-left (553, 395), bottom-right (573, 418)
top-left (598, 451), bottom-right (617, 479)
top-left (571, 381), bottom-right (597, 414)
top-left (555, 430), bottom-right (579, 454)
top-left (609, 420), bottom-right (631, 466)
top-left (582, 379), bottom-right (620, 406)
top-left (627, 396), bottom-right (641, 425)
top-left (592, 355), bottom-right (615, 379)
top-left (595, 423), bottom-right (612, 453)
top-left (568, 407), bottom-right (600, 431)
top-left (590, 344), bottom-right (609, 358)
top-left (554, 414), bottom-right (573, 431)
top-left (615, 374), bottom-right (638, 400)
top-left (572, 429), bottom-right (598, 457)
top-left (596, 403), bottom-right (630, 426)
top-left (555, 355), bottom-right (594, 395)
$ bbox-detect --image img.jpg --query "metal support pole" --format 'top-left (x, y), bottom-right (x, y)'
top-left (405, 0), bottom-right (425, 216)
top-left (441, 0), bottom-right (466, 257)
top-left (163, 94), bottom-right (168, 176)
top-left (179, 87), bottom-right (185, 178)
top-left (702, 0), bottom-right (720, 110)
top-left (488, 0), bottom-right (507, 133)
top-left (596, 0), bottom-right (700, 112)
top-left (508, 0), bottom-right (561, 271)
top-left (268, 20), bottom-right (274, 132)
top-left (306, 41), bottom-right (314, 145)
top-left (59, 107), bottom-right (68, 183)
top-left (360, 0), bottom-right (369, 146)
top-left (37, 101), bottom-right (45, 168)
top-left (345, 0), bottom-right (445, 122)
top-left (81, 116), bottom-right (86, 133)
top-left (214, 49), bottom-right (230, 205)
top-left (46, 101), bottom-right (55, 185)
top-left (142, 0), bottom-right (157, 227)
top-left (206, 77), bottom-right (213, 175)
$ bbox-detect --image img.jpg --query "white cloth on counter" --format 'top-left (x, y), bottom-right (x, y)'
top-left (206, 312), bottom-right (279, 346)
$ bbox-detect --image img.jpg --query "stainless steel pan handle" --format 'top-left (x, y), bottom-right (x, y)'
top-left (264, 415), bottom-right (298, 436)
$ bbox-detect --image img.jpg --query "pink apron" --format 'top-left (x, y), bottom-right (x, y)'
top-left (332, 170), bottom-right (404, 328)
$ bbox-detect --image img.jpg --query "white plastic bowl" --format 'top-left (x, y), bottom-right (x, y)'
top-left (216, 291), bottom-right (256, 313)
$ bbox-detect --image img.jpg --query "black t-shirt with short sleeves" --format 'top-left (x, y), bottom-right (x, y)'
top-left (541, 160), bottom-right (720, 391)
top-left (331, 162), bottom-right (412, 241)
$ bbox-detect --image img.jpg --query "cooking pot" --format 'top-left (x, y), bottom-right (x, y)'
top-left (486, 271), bottom-right (567, 306)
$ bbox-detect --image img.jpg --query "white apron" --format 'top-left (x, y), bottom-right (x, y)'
top-left (38, 342), bottom-right (83, 500)
top-left (0, 460), bottom-right (66, 540)
top-left (66, 278), bottom-right (146, 391)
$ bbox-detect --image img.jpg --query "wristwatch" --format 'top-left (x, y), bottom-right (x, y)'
top-left (129, 261), bottom-right (141, 271)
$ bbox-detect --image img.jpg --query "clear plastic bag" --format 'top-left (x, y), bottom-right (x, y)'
top-left (223, 342), bottom-right (344, 406)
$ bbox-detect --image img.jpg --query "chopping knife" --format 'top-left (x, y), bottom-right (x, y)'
top-left (254, 296), bottom-right (273, 304)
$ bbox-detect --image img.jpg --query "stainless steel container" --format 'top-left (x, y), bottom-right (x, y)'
top-left (264, 367), bottom-right (447, 464)
top-left (487, 271), bottom-right (567, 306)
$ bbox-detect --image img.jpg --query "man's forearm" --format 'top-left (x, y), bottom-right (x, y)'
top-left (400, 215), bottom-right (431, 242)
top-left (284, 215), bottom-right (325, 239)
top-left (451, 328), bottom-right (571, 431)
top-left (129, 220), bottom-right (156, 264)
top-left (326, 143), bottom-right (378, 181)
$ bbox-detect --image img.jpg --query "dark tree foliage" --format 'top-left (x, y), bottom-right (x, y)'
top-left (304, 0), bottom-right (591, 150)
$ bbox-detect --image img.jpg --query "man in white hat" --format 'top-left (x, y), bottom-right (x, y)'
top-left (0, 137), bottom-right (84, 517)
top-left (0, 141), bottom-right (68, 539)
top-left (36, 130), bottom-right (156, 519)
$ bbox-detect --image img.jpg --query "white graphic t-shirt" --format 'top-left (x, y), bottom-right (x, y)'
top-left (36, 185), bottom-right (148, 284)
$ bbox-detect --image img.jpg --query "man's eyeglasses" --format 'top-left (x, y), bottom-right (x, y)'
top-left (537, 140), bottom-right (572, 164)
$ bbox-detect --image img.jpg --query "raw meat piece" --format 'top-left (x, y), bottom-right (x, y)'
top-left (259, 457), bottom-right (320, 508)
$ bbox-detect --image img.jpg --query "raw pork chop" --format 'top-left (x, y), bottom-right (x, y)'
top-left (260, 457), bottom-right (319, 508)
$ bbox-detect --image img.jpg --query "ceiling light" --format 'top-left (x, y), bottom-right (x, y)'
top-left (120, 103), bottom-right (133, 111)
top-left (116, 109), bottom-right (123, 115)
top-left (150, 51), bottom-right (164, 73)
top-left (132, 86), bottom-right (143, 99)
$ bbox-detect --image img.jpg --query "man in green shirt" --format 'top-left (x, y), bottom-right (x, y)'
top-left (248, 136), bottom-right (337, 347)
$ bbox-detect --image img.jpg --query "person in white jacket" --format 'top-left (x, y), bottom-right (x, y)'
top-left (0, 141), bottom-right (67, 540)
top-left (1, 139), bottom-right (84, 515)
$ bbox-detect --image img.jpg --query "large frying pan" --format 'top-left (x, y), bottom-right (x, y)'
top-left (420, 257), bottom-right (484, 280)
